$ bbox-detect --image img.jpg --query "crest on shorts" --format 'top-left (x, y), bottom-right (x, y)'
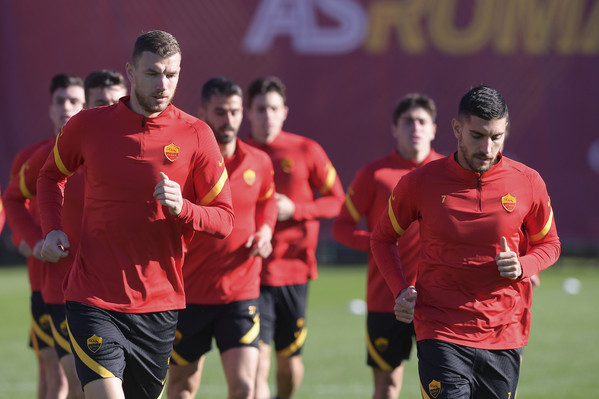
top-left (173, 330), bottom-right (182, 346)
top-left (60, 320), bottom-right (69, 337)
top-left (280, 158), bottom-right (294, 173)
top-left (87, 334), bottom-right (103, 353)
top-left (248, 305), bottom-right (257, 316)
top-left (429, 379), bottom-right (441, 398)
top-left (501, 193), bottom-right (517, 212)
top-left (243, 169), bottom-right (256, 186)
top-left (375, 337), bottom-right (389, 353)
top-left (164, 143), bottom-right (180, 162)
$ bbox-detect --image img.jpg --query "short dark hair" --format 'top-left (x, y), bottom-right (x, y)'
top-left (458, 85), bottom-right (508, 121)
top-left (50, 73), bottom-right (83, 96)
top-left (247, 77), bottom-right (286, 107)
top-left (84, 69), bottom-right (126, 100)
top-left (392, 93), bottom-right (437, 125)
top-left (131, 30), bottom-right (181, 65)
top-left (201, 77), bottom-right (243, 107)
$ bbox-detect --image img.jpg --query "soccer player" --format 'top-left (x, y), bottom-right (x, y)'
top-left (371, 85), bottom-right (561, 398)
top-left (6, 69), bottom-right (128, 399)
top-left (332, 93), bottom-right (443, 399)
top-left (3, 73), bottom-right (86, 399)
top-left (84, 69), bottom-right (127, 108)
top-left (167, 77), bottom-right (277, 399)
top-left (37, 31), bottom-right (234, 399)
top-left (245, 76), bottom-right (345, 399)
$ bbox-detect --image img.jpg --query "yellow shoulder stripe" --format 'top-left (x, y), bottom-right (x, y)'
top-left (319, 164), bottom-right (337, 195)
top-left (278, 327), bottom-right (308, 357)
top-left (53, 136), bottom-right (73, 176)
top-left (200, 168), bottom-right (228, 206)
top-left (258, 185), bottom-right (274, 201)
top-left (388, 196), bottom-right (405, 236)
top-left (19, 163), bottom-right (34, 199)
top-left (239, 315), bottom-right (260, 344)
top-left (529, 206), bottom-right (553, 242)
top-left (67, 321), bottom-right (114, 378)
top-left (366, 327), bottom-right (392, 371)
top-left (345, 192), bottom-right (361, 223)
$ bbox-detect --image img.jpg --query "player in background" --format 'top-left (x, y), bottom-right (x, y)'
top-left (37, 31), bottom-right (234, 399)
top-left (245, 76), bottom-right (345, 399)
top-left (371, 85), bottom-right (560, 398)
top-left (84, 69), bottom-right (127, 108)
top-left (333, 94), bottom-right (443, 399)
top-left (167, 77), bottom-right (277, 399)
top-left (3, 73), bottom-right (85, 399)
top-left (6, 69), bottom-right (127, 399)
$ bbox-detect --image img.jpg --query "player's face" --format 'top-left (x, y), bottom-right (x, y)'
top-left (452, 115), bottom-right (507, 173)
top-left (246, 91), bottom-right (288, 144)
top-left (392, 107), bottom-right (436, 159)
top-left (126, 51), bottom-right (180, 117)
top-left (86, 85), bottom-right (127, 108)
top-left (48, 86), bottom-right (85, 134)
top-left (200, 94), bottom-right (243, 145)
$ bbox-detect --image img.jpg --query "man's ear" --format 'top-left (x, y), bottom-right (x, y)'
top-left (451, 118), bottom-right (461, 139)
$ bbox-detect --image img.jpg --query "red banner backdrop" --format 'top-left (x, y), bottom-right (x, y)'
top-left (1, 0), bottom-right (598, 255)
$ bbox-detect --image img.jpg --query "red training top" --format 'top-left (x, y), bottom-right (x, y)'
top-left (3, 138), bottom-right (54, 291)
top-left (371, 154), bottom-right (560, 349)
top-left (333, 150), bottom-right (443, 313)
top-left (37, 97), bottom-right (234, 313)
top-left (183, 139), bottom-right (277, 304)
top-left (4, 140), bottom-right (84, 304)
top-left (246, 131), bottom-right (344, 286)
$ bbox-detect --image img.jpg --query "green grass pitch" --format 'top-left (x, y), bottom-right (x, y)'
top-left (1, 257), bottom-right (598, 398)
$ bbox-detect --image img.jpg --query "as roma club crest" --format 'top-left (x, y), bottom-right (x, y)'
top-left (164, 143), bottom-right (180, 162)
top-left (501, 193), bottom-right (517, 212)
top-left (280, 158), bottom-right (294, 173)
top-left (428, 380), bottom-right (441, 398)
top-left (87, 334), bottom-right (103, 353)
top-left (243, 169), bottom-right (256, 186)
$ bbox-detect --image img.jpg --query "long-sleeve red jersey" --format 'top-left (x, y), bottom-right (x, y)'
top-left (333, 150), bottom-right (443, 313)
top-left (4, 140), bottom-right (84, 304)
top-left (3, 138), bottom-right (54, 291)
top-left (246, 131), bottom-right (344, 286)
top-left (37, 97), bottom-right (234, 313)
top-left (371, 154), bottom-right (560, 350)
top-left (183, 139), bottom-right (277, 304)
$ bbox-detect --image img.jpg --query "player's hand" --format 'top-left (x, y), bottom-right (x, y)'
top-left (496, 236), bottom-right (522, 280)
top-left (394, 286), bottom-right (417, 323)
top-left (246, 225), bottom-right (273, 258)
top-left (17, 240), bottom-right (33, 258)
top-left (32, 239), bottom-right (45, 261)
top-left (530, 273), bottom-right (541, 289)
top-left (154, 172), bottom-right (183, 216)
top-left (41, 230), bottom-right (70, 263)
top-left (275, 193), bottom-right (295, 221)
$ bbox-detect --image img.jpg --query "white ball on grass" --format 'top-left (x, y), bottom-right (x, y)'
top-left (562, 277), bottom-right (581, 295)
top-left (347, 298), bottom-right (367, 315)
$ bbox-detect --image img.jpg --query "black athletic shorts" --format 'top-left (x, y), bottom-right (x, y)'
top-left (366, 312), bottom-right (415, 370)
top-left (417, 339), bottom-right (522, 399)
top-left (48, 303), bottom-right (72, 358)
top-left (259, 283), bottom-right (308, 357)
top-left (66, 301), bottom-right (178, 399)
top-left (30, 290), bottom-right (54, 352)
top-left (171, 299), bottom-right (260, 366)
